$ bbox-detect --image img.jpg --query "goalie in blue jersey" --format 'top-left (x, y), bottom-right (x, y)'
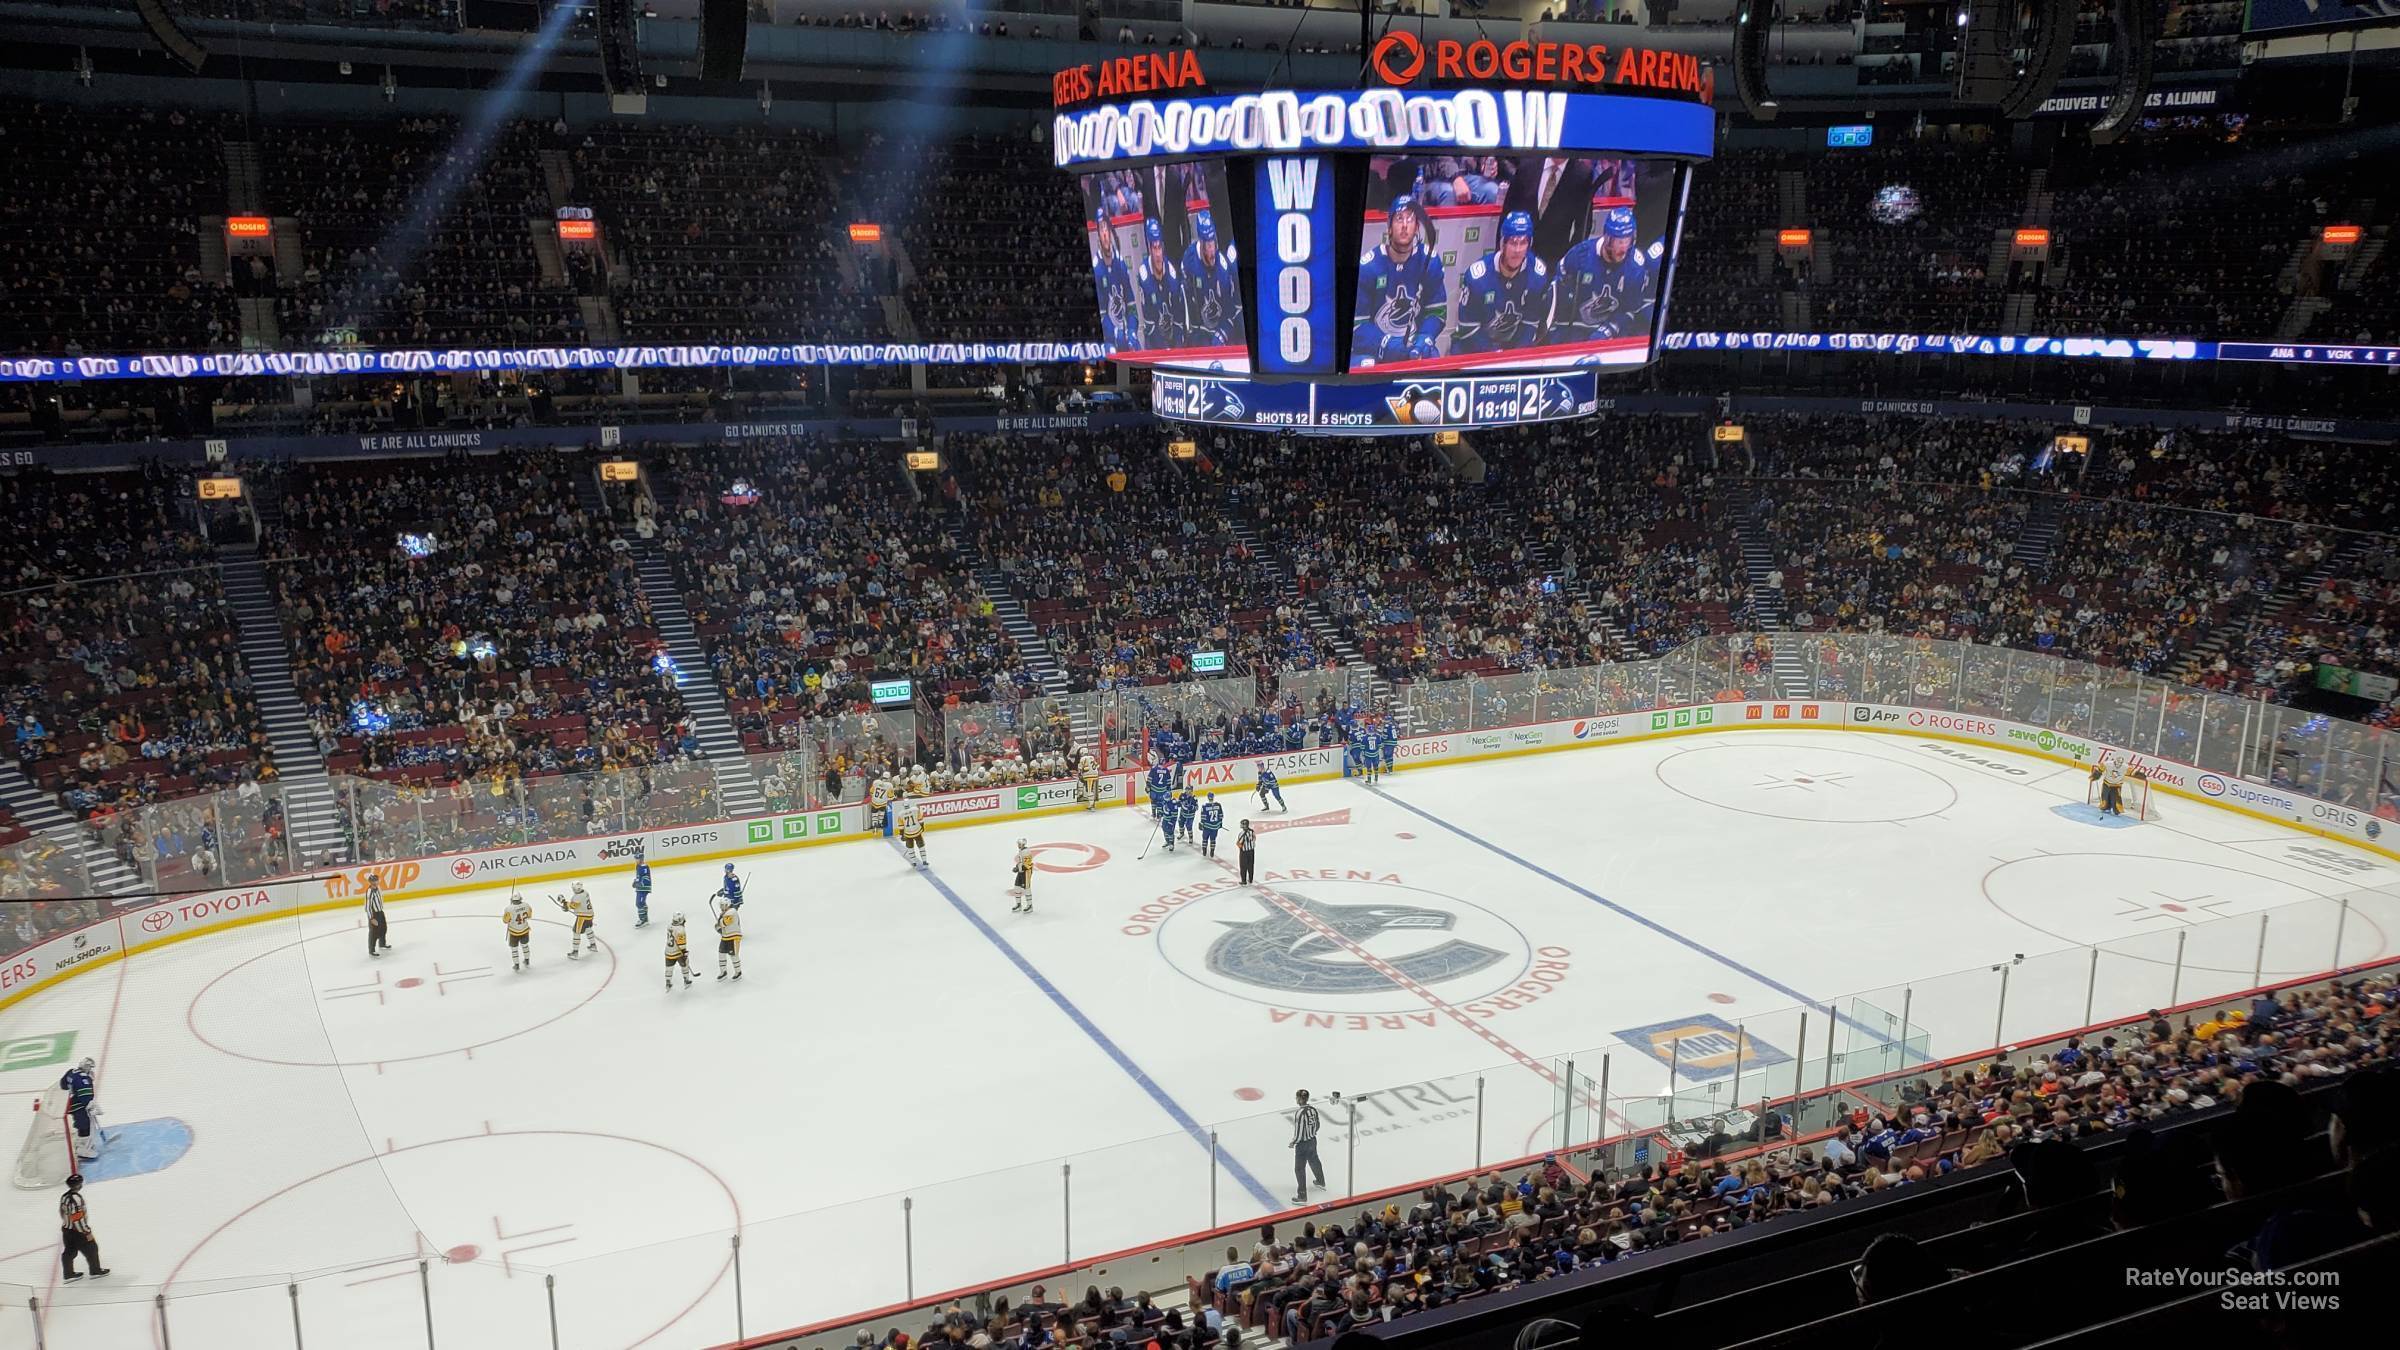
top-left (1353, 195), bottom-right (1447, 366)
top-left (1549, 206), bottom-right (1655, 346)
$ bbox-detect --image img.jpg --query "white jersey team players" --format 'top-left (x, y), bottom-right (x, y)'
top-left (555, 882), bottom-right (597, 959)
top-left (713, 901), bottom-right (743, 980)
top-left (893, 792), bottom-right (927, 868)
top-left (1009, 838), bottom-right (1036, 914)
top-left (504, 892), bottom-right (534, 971)
top-left (664, 914), bottom-right (694, 990)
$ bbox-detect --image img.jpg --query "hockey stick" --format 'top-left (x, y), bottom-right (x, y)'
top-left (1137, 802), bottom-right (1163, 860)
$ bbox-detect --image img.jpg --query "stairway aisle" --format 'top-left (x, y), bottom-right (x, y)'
top-left (628, 544), bottom-right (768, 819)
top-left (1222, 518), bottom-right (1396, 721)
top-left (218, 550), bottom-right (349, 867)
top-left (959, 534), bottom-right (1094, 748)
top-left (0, 761), bottom-right (139, 895)
top-left (1731, 489), bottom-right (1811, 699)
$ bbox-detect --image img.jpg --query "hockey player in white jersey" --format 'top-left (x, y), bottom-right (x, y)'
top-left (557, 883), bottom-right (597, 960)
top-left (504, 892), bottom-right (534, 972)
top-left (893, 792), bottom-right (928, 868)
top-left (1010, 839), bottom-right (1035, 914)
top-left (714, 901), bottom-right (743, 981)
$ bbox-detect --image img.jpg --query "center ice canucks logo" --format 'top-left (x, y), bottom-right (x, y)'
top-left (1205, 892), bottom-right (1506, 994)
top-left (1374, 288), bottom-right (1423, 341)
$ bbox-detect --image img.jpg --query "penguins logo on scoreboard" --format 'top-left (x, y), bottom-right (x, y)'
top-left (1385, 383), bottom-right (1448, 426)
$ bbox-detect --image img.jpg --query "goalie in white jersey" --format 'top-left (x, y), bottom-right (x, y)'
top-left (893, 792), bottom-right (927, 868)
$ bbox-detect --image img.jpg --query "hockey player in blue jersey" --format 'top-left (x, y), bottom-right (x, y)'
top-left (1356, 722), bottom-right (1384, 785)
top-left (1180, 211), bottom-right (1241, 346)
top-left (713, 862), bottom-right (745, 909)
top-left (1353, 196), bottom-right (1447, 366)
top-left (1175, 787), bottom-right (1200, 843)
top-left (1451, 211), bottom-right (1552, 356)
top-left (1256, 766), bottom-right (1286, 813)
top-left (1198, 793), bottom-right (1225, 857)
top-left (1146, 760), bottom-right (1177, 849)
top-left (1549, 206), bottom-right (1655, 345)
top-left (1379, 721), bottom-right (1398, 776)
top-left (1090, 209), bottom-right (1139, 350)
top-left (1135, 218), bottom-right (1184, 350)
top-left (60, 1056), bottom-right (98, 1161)
top-left (631, 848), bottom-right (653, 927)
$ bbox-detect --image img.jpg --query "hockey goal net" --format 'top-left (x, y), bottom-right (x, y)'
top-left (2087, 765), bottom-right (2157, 822)
top-left (13, 1084), bottom-right (73, 1189)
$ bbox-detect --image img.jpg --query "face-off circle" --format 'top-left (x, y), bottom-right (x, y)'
top-left (188, 914), bottom-right (613, 1067)
top-left (1652, 742), bottom-right (1959, 823)
top-left (160, 1130), bottom-right (740, 1350)
top-left (1981, 853), bottom-right (2389, 974)
top-left (1153, 877), bottom-right (1535, 1015)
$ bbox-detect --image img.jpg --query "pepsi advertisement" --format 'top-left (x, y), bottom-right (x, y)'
top-left (1080, 162), bottom-right (1250, 373)
top-left (1350, 154), bottom-right (1679, 374)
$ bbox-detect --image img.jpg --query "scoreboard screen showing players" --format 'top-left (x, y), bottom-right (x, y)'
top-left (1081, 162), bottom-right (1250, 373)
top-left (1350, 154), bottom-right (1677, 373)
top-left (1057, 83), bottom-right (1714, 430)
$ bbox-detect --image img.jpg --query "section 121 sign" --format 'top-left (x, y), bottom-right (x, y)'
top-left (1253, 157), bottom-right (1336, 376)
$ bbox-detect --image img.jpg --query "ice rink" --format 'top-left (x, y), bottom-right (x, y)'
top-left (6, 728), bottom-right (2398, 1349)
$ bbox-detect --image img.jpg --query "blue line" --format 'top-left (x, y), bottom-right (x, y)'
top-left (896, 841), bottom-right (1284, 1211)
top-left (1367, 787), bottom-right (1898, 1050)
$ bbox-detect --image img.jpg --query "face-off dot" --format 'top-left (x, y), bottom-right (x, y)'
top-left (444, 1244), bottom-right (480, 1263)
top-left (396, 977), bottom-right (425, 989)
top-left (1233, 1087), bottom-right (1264, 1101)
top-left (1707, 992), bottom-right (1735, 1005)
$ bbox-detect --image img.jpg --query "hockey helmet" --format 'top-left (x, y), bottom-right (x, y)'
top-left (1603, 207), bottom-right (1637, 239)
top-left (1144, 217), bottom-right (1163, 245)
top-left (672, 913), bottom-right (685, 927)
top-left (1389, 194), bottom-right (1415, 220)
top-left (1499, 210), bottom-right (1534, 241)
top-left (1193, 210), bottom-right (1216, 243)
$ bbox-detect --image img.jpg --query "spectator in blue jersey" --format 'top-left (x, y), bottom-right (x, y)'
top-left (1213, 1246), bottom-right (1254, 1294)
top-left (1353, 196), bottom-right (1447, 365)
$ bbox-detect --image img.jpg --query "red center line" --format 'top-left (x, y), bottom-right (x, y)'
top-left (1179, 808), bottom-right (1634, 1138)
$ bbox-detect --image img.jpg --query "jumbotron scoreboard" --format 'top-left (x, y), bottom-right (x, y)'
top-left (1054, 40), bottom-right (1716, 434)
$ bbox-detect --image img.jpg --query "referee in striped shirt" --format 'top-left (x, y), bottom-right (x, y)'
top-left (364, 875), bottom-right (391, 957)
top-left (1289, 1089), bottom-right (1332, 1204)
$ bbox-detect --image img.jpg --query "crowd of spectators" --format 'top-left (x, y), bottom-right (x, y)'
top-left (268, 450), bottom-right (695, 805)
top-left (1175, 976), bottom-right (2394, 1343)
top-left (1220, 434), bottom-right (1624, 681)
top-left (953, 431), bottom-right (1304, 689)
top-left (577, 122), bottom-right (890, 344)
top-left (0, 468), bottom-right (268, 874)
top-left (264, 115), bottom-right (578, 348)
top-left (0, 101), bottom-right (239, 355)
top-left (646, 435), bottom-right (1034, 783)
top-left (859, 133), bottom-right (1095, 342)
